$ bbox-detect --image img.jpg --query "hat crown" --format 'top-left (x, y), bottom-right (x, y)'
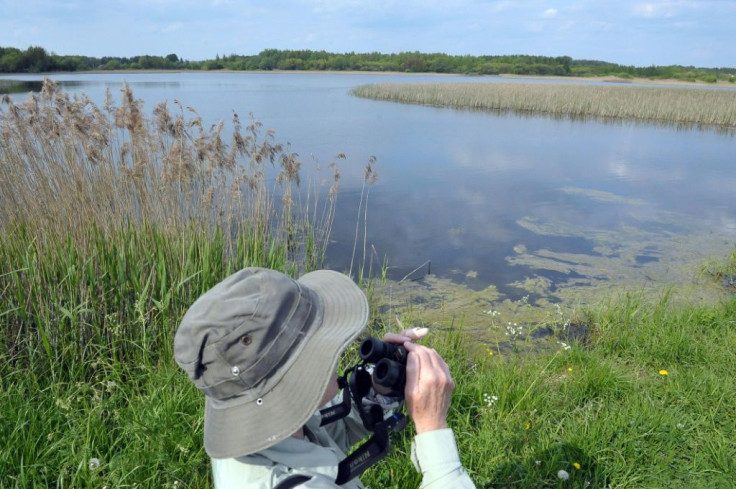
top-left (174, 268), bottom-right (320, 401)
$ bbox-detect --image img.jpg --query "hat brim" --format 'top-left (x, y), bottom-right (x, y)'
top-left (203, 270), bottom-right (369, 459)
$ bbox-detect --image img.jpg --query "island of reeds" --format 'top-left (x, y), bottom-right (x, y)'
top-left (1, 81), bottom-right (735, 488)
top-left (351, 82), bottom-right (736, 129)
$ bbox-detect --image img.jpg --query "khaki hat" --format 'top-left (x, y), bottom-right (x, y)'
top-left (174, 267), bottom-right (369, 458)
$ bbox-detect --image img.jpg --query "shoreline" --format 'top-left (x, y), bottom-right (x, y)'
top-left (2, 69), bottom-right (734, 88)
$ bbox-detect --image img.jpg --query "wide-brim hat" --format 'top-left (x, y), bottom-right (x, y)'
top-left (174, 268), bottom-right (369, 458)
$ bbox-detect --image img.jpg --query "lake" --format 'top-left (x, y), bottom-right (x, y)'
top-left (3, 72), bottom-right (735, 323)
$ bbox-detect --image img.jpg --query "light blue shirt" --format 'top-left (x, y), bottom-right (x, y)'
top-left (211, 396), bottom-right (476, 489)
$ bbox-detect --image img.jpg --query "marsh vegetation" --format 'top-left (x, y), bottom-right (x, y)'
top-left (352, 82), bottom-right (736, 129)
top-left (0, 81), bottom-right (343, 485)
top-left (1, 80), bottom-right (734, 487)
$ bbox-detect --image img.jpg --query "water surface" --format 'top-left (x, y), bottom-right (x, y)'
top-left (3, 72), bottom-right (734, 315)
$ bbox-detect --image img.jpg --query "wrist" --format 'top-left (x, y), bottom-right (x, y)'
top-left (413, 419), bottom-right (448, 434)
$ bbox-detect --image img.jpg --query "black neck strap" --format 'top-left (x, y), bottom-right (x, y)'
top-left (318, 376), bottom-right (352, 426)
top-left (317, 366), bottom-right (406, 485)
top-left (336, 415), bottom-right (390, 484)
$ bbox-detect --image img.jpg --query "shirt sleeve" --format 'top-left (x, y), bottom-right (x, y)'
top-left (410, 429), bottom-right (477, 489)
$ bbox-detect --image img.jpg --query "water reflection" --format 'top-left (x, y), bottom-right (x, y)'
top-left (0, 79), bottom-right (43, 94)
top-left (446, 103), bottom-right (736, 136)
top-left (2, 72), bottom-right (734, 306)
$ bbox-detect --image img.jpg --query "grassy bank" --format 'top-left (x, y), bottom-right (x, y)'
top-left (351, 82), bottom-right (736, 129)
top-left (2, 83), bottom-right (735, 488)
top-left (363, 284), bottom-right (736, 488)
top-left (2, 247), bottom-right (734, 488)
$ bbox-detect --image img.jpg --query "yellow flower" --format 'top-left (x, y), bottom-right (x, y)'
top-left (573, 462), bottom-right (581, 470)
top-left (525, 422), bottom-right (531, 430)
top-left (487, 349), bottom-right (494, 356)
top-left (567, 367), bottom-right (573, 373)
top-left (659, 369), bottom-right (669, 376)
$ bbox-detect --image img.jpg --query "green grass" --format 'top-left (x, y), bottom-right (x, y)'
top-left (2, 82), bottom-right (735, 488)
top-left (351, 82), bottom-right (736, 129)
top-left (361, 289), bottom-right (736, 488)
top-left (702, 248), bottom-right (736, 289)
top-left (4, 281), bottom-right (734, 487)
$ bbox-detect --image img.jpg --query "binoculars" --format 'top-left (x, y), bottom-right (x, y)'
top-left (359, 337), bottom-right (408, 396)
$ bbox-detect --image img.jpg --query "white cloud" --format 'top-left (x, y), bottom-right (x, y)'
top-left (633, 2), bottom-right (657, 17)
top-left (631, 1), bottom-right (701, 19)
top-left (489, 1), bottom-right (515, 13)
top-left (159, 23), bottom-right (184, 33)
top-left (313, 0), bottom-right (368, 14)
top-left (1, 0), bottom-right (734, 67)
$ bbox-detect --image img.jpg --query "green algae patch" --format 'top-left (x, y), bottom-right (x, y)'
top-left (372, 275), bottom-right (579, 357)
top-left (370, 186), bottom-right (735, 354)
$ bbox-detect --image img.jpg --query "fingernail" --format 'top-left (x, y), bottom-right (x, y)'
top-left (414, 327), bottom-right (429, 336)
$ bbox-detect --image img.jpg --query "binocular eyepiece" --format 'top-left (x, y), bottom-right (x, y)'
top-left (359, 337), bottom-right (407, 396)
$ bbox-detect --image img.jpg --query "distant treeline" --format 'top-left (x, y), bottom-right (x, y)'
top-left (2, 46), bottom-right (735, 83)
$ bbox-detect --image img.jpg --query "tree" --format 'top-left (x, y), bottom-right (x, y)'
top-left (25, 46), bottom-right (51, 72)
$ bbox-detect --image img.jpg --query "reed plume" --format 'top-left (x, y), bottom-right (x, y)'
top-left (0, 79), bottom-right (341, 371)
top-left (0, 79), bottom-right (339, 266)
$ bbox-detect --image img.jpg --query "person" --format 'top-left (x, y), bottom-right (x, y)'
top-left (174, 267), bottom-right (476, 488)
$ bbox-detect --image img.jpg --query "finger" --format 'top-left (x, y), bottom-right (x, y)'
top-left (403, 345), bottom-right (419, 398)
top-left (404, 342), bottom-right (435, 375)
top-left (401, 327), bottom-right (429, 341)
top-left (383, 327), bottom-right (429, 345)
top-left (383, 332), bottom-right (413, 344)
top-left (405, 342), bottom-right (453, 383)
top-left (404, 341), bottom-right (437, 363)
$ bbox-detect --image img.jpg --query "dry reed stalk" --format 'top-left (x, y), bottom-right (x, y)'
top-left (352, 82), bottom-right (736, 128)
top-left (0, 79), bottom-right (340, 269)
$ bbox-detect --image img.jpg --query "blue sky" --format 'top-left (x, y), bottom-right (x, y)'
top-left (1, 0), bottom-right (734, 68)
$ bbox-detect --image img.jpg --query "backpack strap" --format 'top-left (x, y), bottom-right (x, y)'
top-left (274, 474), bottom-right (312, 489)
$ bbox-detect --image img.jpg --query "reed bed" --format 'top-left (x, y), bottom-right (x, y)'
top-left (352, 82), bottom-right (736, 128)
top-left (0, 80), bottom-right (347, 486)
top-left (1, 79), bottom-right (339, 256)
top-left (0, 79), bottom-right (344, 361)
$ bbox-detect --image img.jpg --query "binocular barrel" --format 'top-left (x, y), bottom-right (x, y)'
top-left (359, 337), bottom-right (408, 395)
top-left (359, 337), bottom-right (407, 365)
top-left (373, 358), bottom-right (405, 393)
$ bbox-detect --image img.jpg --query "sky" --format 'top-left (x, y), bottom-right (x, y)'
top-left (1, 0), bottom-right (735, 68)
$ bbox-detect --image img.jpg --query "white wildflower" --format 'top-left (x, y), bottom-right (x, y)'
top-left (88, 457), bottom-right (100, 471)
top-left (557, 469), bottom-right (570, 480)
top-left (482, 393), bottom-right (498, 407)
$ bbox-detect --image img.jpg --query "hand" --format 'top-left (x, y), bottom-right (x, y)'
top-left (370, 328), bottom-right (429, 396)
top-left (382, 327), bottom-right (429, 345)
top-left (402, 341), bottom-right (455, 434)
